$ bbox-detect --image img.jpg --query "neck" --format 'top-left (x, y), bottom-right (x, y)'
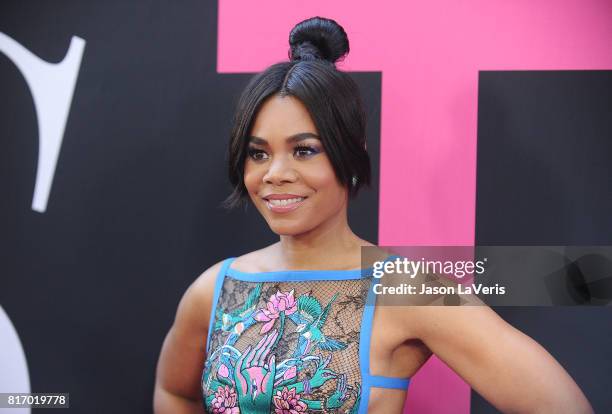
top-left (273, 206), bottom-right (367, 270)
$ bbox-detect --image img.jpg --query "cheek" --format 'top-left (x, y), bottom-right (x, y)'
top-left (303, 166), bottom-right (345, 199)
top-left (243, 163), bottom-right (260, 193)
top-left (303, 157), bottom-right (338, 187)
top-left (307, 172), bottom-right (335, 190)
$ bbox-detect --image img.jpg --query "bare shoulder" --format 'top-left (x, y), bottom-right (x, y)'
top-left (173, 259), bottom-right (227, 332)
top-left (154, 259), bottom-right (229, 406)
top-left (190, 259), bottom-right (226, 301)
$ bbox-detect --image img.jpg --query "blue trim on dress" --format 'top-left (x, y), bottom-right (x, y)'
top-left (205, 257), bottom-right (233, 355)
top-left (357, 257), bottom-right (412, 412)
top-left (369, 375), bottom-right (411, 389)
top-left (225, 257), bottom-right (376, 282)
top-left (358, 275), bottom-right (378, 414)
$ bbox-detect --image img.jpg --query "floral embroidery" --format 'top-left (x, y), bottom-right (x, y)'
top-left (203, 280), bottom-right (364, 413)
top-left (211, 385), bottom-right (239, 414)
top-left (272, 387), bottom-right (307, 413)
top-left (254, 290), bottom-right (297, 334)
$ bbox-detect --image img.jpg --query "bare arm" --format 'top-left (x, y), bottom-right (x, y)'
top-left (153, 260), bottom-right (224, 414)
top-left (405, 305), bottom-right (593, 414)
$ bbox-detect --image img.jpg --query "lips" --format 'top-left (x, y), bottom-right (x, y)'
top-left (266, 197), bottom-right (305, 206)
top-left (264, 194), bottom-right (308, 213)
top-left (262, 193), bottom-right (308, 200)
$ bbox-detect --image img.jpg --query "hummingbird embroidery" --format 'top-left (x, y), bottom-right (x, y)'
top-left (290, 292), bottom-right (348, 356)
top-left (215, 282), bottom-right (263, 337)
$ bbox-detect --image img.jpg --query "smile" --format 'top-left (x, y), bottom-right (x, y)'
top-left (264, 197), bottom-right (306, 213)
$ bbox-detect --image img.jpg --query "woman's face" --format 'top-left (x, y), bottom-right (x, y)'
top-left (244, 94), bottom-right (348, 236)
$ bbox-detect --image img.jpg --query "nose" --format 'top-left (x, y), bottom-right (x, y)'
top-left (263, 154), bottom-right (298, 185)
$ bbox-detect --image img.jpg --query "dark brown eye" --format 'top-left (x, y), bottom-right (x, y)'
top-left (247, 148), bottom-right (268, 161)
top-left (294, 145), bottom-right (319, 158)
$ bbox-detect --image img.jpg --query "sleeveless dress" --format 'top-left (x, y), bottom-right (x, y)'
top-left (201, 257), bottom-right (410, 414)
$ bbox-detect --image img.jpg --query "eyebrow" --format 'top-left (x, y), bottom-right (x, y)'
top-left (248, 132), bottom-right (320, 145)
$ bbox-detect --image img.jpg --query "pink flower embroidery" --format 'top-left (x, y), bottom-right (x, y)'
top-left (273, 387), bottom-right (307, 413)
top-left (211, 385), bottom-right (239, 414)
top-left (254, 290), bottom-right (297, 334)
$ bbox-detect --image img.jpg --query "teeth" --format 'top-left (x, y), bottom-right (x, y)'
top-left (267, 197), bottom-right (304, 207)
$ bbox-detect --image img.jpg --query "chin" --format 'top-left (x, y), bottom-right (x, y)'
top-left (265, 219), bottom-right (317, 236)
top-left (260, 205), bottom-right (341, 237)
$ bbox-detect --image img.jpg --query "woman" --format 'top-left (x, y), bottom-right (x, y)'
top-left (154, 17), bottom-right (592, 414)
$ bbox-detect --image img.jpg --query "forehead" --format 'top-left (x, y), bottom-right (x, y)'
top-left (250, 94), bottom-right (318, 137)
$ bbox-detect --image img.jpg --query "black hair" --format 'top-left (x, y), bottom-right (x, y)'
top-left (222, 16), bottom-right (371, 210)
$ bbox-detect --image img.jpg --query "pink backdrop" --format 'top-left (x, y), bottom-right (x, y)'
top-left (216, 1), bottom-right (612, 412)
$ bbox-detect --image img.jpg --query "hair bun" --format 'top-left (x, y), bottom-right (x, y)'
top-left (288, 16), bottom-right (349, 64)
